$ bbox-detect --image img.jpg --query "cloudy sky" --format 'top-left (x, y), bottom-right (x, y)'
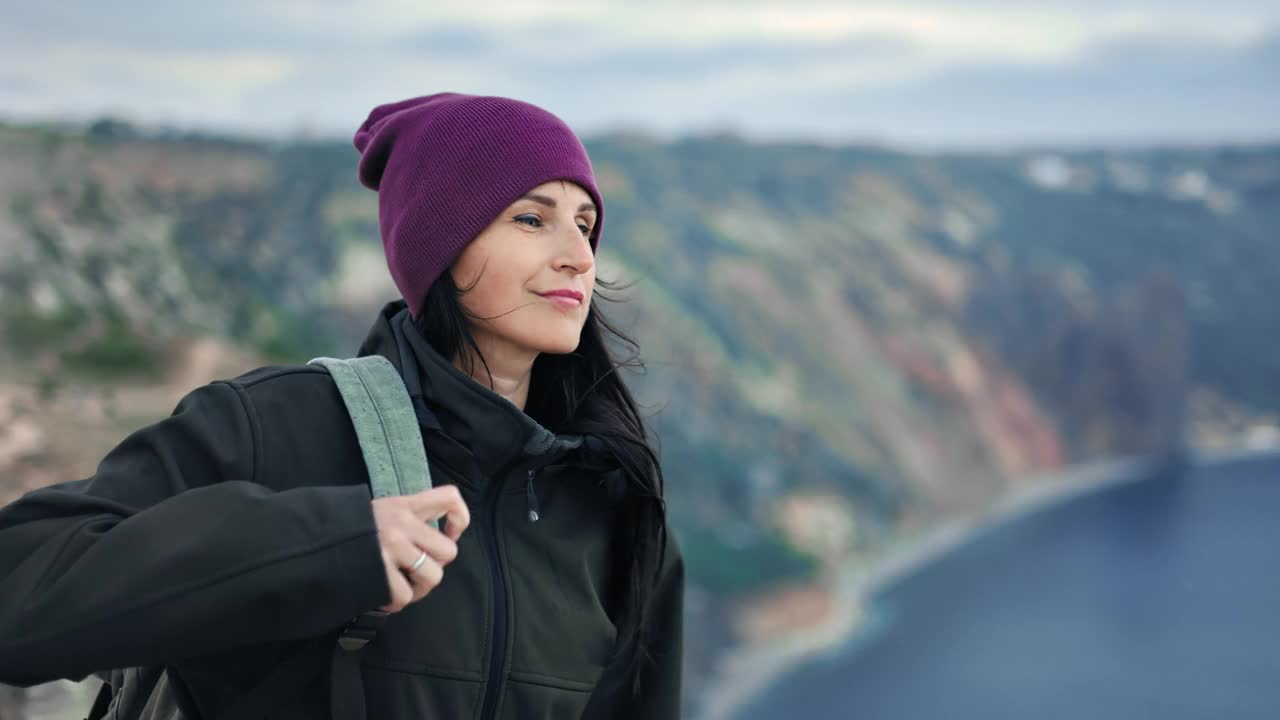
top-left (3, 0), bottom-right (1277, 149)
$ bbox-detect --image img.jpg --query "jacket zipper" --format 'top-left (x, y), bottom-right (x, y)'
top-left (525, 469), bottom-right (540, 523)
top-left (478, 463), bottom-right (541, 720)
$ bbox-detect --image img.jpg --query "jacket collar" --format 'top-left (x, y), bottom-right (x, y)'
top-left (355, 299), bottom-right (597, 480)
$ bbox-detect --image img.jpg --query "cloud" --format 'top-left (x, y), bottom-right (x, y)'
top-left (785, 28), bottom-right (1280, 147)
top-left (5, 3), bottom-right (284, 52)
top-left (509, 31), bottom-right (916, 84)
top-left (1, 1), bottom-right (1276, 147)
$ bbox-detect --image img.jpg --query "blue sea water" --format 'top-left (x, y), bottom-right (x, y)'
top-left (740, 453), bottom-right (1280, 720)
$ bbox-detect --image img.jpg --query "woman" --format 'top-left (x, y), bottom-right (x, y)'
top-left (0, 92), bottom-right (684, 719)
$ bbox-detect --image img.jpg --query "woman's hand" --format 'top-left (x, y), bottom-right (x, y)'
top-left (371, 484), bottom-right (471, 613)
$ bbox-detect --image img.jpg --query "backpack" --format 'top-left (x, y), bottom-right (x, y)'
top-left (87, 354), bottom-right (432, 720)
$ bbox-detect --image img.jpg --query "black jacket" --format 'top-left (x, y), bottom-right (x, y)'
top-left (0, 299), bottom-right (684, 719)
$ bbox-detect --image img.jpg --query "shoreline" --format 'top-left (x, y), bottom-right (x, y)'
top-left (692, 445), bottom-right (1280, 720)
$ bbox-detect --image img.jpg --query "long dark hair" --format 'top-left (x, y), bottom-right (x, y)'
top-left (411, 269), bottom-right (669, 698)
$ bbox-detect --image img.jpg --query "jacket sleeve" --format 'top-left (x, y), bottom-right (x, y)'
top-left (582, 526), bottom-right (685, 719)
top-left (0, 380), bottom-right (390, 687)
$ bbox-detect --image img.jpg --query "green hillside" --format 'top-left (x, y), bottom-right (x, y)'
top-left (2, 120), bottom-right (1277, 705)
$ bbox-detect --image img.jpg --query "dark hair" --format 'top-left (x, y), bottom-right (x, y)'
top-left (410, 269), bottom-right (669, 698)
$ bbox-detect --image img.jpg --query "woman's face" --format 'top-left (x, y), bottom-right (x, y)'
top-left (450, 179), bottom-right (598, 358)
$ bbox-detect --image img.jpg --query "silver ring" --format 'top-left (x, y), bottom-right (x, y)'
top-left (408, 550), bottom-right (428, 573)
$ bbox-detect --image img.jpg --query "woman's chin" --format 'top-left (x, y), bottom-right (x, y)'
top-left (526, 333), bottom-right (582, 356)
top-left (537, 341), bottom-right (581, 355)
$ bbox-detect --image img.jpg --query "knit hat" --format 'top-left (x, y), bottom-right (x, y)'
top-left (352, 92), bottom-right (604, 320)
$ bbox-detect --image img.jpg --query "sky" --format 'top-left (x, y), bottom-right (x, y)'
top-left (2, 0), bottom-right (1277, 149)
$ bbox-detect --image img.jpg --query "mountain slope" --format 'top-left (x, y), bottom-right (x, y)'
top-left (2, 119), bottom-right (1277, 712)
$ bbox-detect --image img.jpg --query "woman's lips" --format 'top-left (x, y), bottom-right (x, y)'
top-left (537, 289), bottom-right (584, 307)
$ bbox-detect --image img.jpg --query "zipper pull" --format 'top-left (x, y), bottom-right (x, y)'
top-left (525, 468), bottom-right (540, 523)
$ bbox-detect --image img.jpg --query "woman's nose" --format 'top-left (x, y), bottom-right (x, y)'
top-left (559, 225), bottom-right (594, 272)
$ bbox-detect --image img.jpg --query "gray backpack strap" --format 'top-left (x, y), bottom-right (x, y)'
top-left (307, 355), bottom-right (435, 518)
top-left (306, 353), bottom-right (436, 720)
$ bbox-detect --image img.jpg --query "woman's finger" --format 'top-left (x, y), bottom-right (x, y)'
top-left (395, 540), bottom-right (444, 599)
top-left (400, 514), bottom-right (459, 567)
top-left (406, 485), bottom-right (470, 542)
top-left (405, 554), bottom-right (444, 600)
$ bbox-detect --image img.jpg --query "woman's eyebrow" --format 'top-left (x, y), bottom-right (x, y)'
top-left (519, 192), bottom-right (596, 214)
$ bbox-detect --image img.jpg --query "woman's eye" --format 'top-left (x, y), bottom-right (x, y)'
top-left (515, 215), bottom-right (591, 236)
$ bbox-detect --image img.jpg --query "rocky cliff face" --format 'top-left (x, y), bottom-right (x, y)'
top-left (4, 120), bottom-right (1275, 557)
top-left (2, 120), bottom-right (1277, 714)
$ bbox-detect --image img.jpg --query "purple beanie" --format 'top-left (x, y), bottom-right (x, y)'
top-left (352, 92), bottom-right (604, 320)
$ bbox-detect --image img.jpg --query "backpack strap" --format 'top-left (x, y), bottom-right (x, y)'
top-left (306, 354), bottom-right (435, 720)
top-left (308, 355), bottom-right (436, 512)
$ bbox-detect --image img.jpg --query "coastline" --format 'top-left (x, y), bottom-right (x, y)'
top-left (693, 562), bottom-right (864, 720)
top-left (692, 446), bottom-right (1280, 720)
